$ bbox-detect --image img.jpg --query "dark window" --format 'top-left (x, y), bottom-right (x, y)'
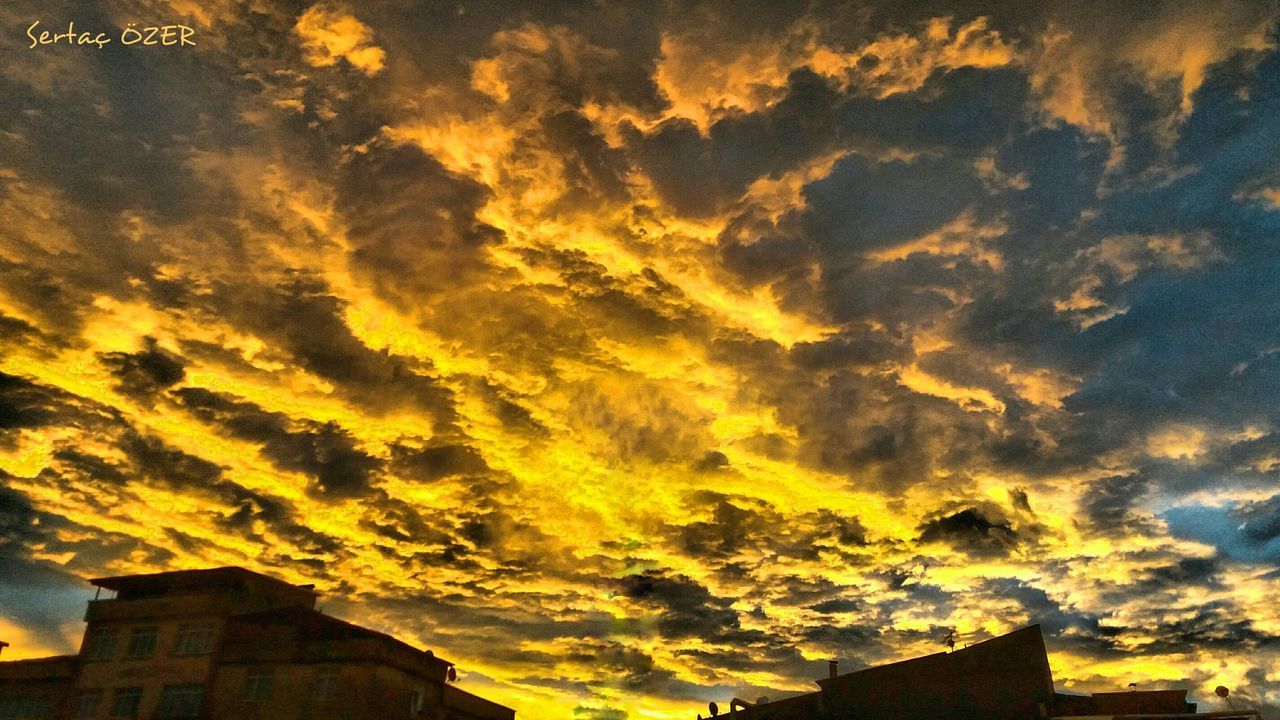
top-left (0, 696), bottom-right (52, 720)
top-left (126, 622), bottom-right (158, 655)
top-left (109, 687), bottom-right (143, 719)
top-left (126, 626), bottom-right (158, 658)
top-left (156, 684), bottom-right (203, 719)
top-left (313, 667), bottom-right (339, 702)
top-left (172, 623), bottom-right (215, 655)
top-left (74, 691), bottom-right (102, 719)
top-left (244, 670), bottom-right (274, 701)
top-left (82, 627), bottom-right (118, 660)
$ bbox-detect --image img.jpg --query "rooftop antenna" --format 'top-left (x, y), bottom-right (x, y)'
top-left (1215, 686), bottom-right (1236, 711)
top-left (944, 628), bottom-right (957, 652)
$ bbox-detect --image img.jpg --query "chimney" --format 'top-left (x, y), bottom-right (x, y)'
top-left (828, 660), bottom-right (838, 679)
top-left (0, 641), bottom-right (9, 659)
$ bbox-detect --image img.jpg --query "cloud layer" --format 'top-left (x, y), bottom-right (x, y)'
top-left (2, 1), bottom-right (1280, 717)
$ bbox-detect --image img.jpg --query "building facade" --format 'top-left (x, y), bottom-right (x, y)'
top-left (0, 567), bottom-right (514, 720)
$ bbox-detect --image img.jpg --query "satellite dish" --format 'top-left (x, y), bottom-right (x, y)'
top-left (446, 666), bottom-right (458, 683)
top-left (708, 701), bottom-right (719, 717)
top-left (1215, 686), bottom-right (1237, 710)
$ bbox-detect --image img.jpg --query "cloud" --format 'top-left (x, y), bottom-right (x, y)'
top-left (174, 387), bottom-right (382, 499)
top-left (3, 2), bottom-right (1280, 718)
top-left (295, 4), bottom-right (387, 76)
top-left (99, 338), bottom-right (186, 401)
top-left (917, 506), bottom-right (1020, 557)
top-left (0, 372), bottom-right (59, 433)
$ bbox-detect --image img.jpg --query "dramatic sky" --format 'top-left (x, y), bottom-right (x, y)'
top-left (3, 1), bottom-right (1280, 717)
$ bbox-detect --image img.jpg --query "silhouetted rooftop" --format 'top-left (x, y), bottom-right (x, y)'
top-left (711, 626), bottom-right (1230, 720)
top-left (90, 566), bottom-right (318, 598)
top-left (0, 656), bottom-right (77, 680)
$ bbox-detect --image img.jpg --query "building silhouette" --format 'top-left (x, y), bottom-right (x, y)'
top-left (0, 567), bottom-right (514, 720)
top-left (700, 625), bottom-right (1261, 720)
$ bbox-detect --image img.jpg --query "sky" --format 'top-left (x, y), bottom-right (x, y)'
top-left (2, 1), bottom-right (1280, 718)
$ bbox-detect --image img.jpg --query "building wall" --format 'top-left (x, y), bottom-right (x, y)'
top-left (72, 617), bottom-right (222, 720)
top-left (209, 661), bottom-right (447, 720)
top-left (0, 658), bottom-right (75, 720)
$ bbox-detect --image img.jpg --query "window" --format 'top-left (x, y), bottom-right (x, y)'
top-left (313, 667), bottom-right (339, 702)
top-left (126, 626), bottom-right (158, 658)
top-left (172, 623), bottom-right (215, 656)
top-left (411, 685), bottom-right (427, 715)
top-left (155, 685), bottom-right (203, 719)
top-left (244, 670), bottom-right (274, 702)
top-left (0, 696), bottom-right (52, 720)
top-left (73, 691), bottom-right (102, 719)
top-left (109, 688), bottom-right (143, 719)
top-left (82, 627), bottom-right (118, 660)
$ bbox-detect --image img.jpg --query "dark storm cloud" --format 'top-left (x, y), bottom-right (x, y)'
top-left (358, 493), bottom-right (455, 547)
top-left (693, 450), bottom-right (731, 472)
top-left (0, 313), bottom-right (52, 356)
top-left (543, 109), bottom-right (631, 204)
top-left (789, 328), bottom-right (904, 371)
top-left (809, 598), bottom-right (861, 614)
top-left (565, 642), bottom-right (679, 692)
top-left (1133, 600), bottom-right (1280, 655)
top-left (917, 506), bottom-right (1019, 557)
top-left (106, 428), bottom-right (343, 557)
top-left (1, 0), bottom-right (1279, 712)
top-left (1137, 556), bottom-right (1224, 593)
top-left (673, 492), bottom-right (866, 565)
top-left (0, 372), bottom-right (128, 453)
top-left (337, 142), bottom-right (503, 307)
top-left (391, 442), bottom-right (491, 482)
top-left (0, 3), bottom-right (231, 224)
top-left (1080, 474), bottom-right (1151, 532)
top-left (214, 278), bottom-right (459, 426)
top-left (0, 481), bottom-right (48, 553)
top-left (0, 372), bottom-right (59, 432)
top-left (519, 245), bottom-right (713, 346)
top-left (631, 55), bottom-right (1028, 218)
top-left (760, 367), bottom-right (1002, 492)
top-left (174, 387), bottom-right (381, 499)
top-left (629, 68), bottom-right (841, 216)
top-left (617, 571), bottom-right (759, 643)
top-left (0, 380), bottom-right (339, 563)
top-left (99, 338), bottom-right (186, 401)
